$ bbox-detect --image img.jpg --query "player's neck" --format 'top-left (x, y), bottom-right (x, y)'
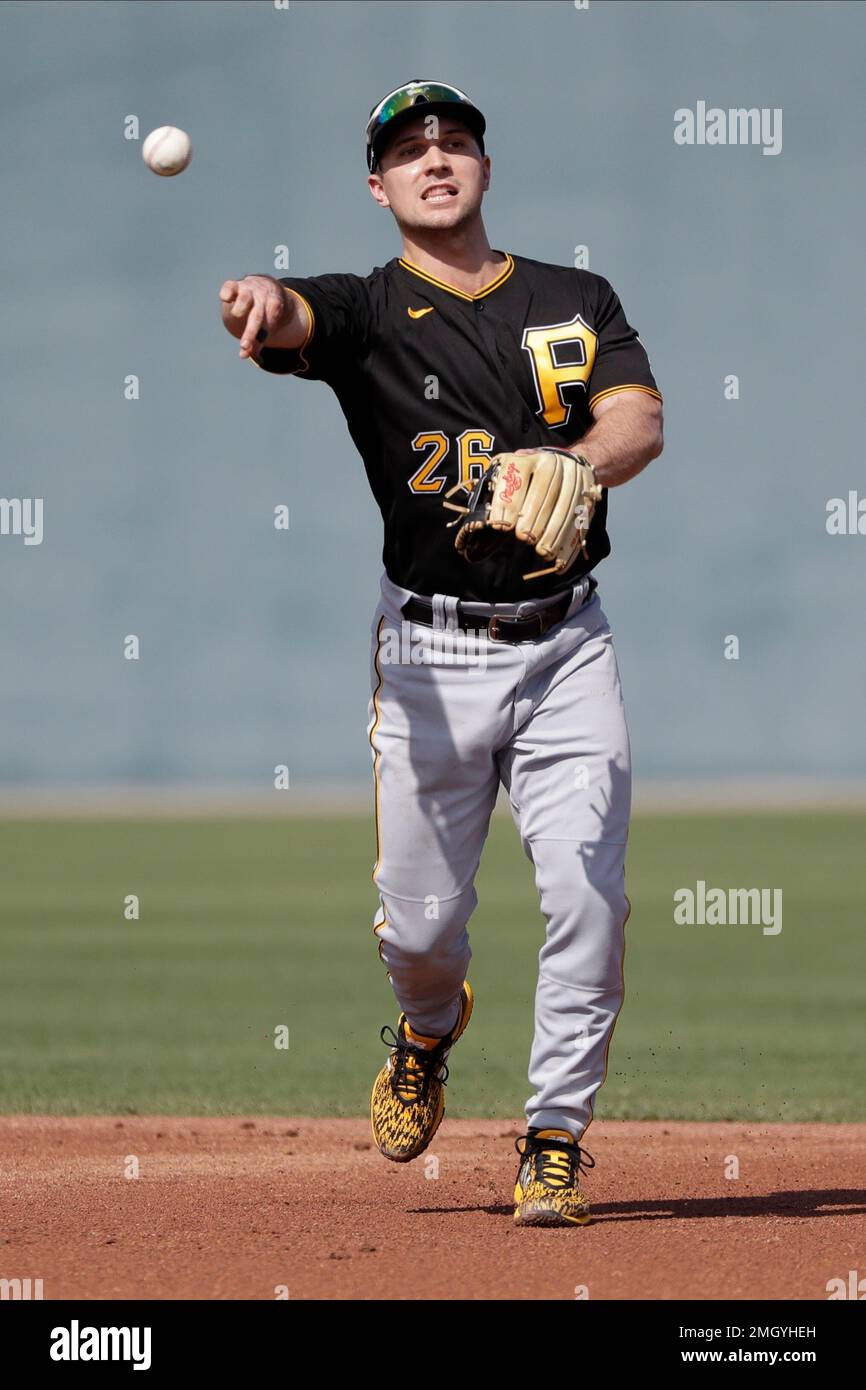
top-left (398, 223), bottom-right (507, 297)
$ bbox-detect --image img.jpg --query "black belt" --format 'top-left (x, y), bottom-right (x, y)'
top-left (401, 578), bottom-right (596, 644)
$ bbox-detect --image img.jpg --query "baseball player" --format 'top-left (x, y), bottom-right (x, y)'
top-left (220, 80), bottom-right (663, 1227)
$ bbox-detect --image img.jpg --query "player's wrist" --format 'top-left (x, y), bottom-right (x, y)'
top-left (566, 450), bottom-right (600, 488)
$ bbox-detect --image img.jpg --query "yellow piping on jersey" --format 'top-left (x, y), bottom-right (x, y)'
top-left (398, 252), bottom-right (515, 302)
top-left (248, 289), bottom-right (315, 374)
top-left (589, 384), bottom-right (663, 412)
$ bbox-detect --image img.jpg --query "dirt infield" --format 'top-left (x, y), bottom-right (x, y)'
top-left (1, 1117), bottom-right (864, 1300)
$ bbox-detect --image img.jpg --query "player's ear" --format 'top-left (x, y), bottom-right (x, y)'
top-left (367, 174), bottom-right (390, 209)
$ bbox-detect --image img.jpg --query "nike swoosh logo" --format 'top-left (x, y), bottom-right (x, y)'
top-left (407, 306), bottom-right (434, 319)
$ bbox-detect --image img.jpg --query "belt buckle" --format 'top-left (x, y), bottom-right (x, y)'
top-left (487, 611), bottom-right (544, 643)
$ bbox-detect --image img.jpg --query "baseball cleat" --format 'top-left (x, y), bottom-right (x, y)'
top-left (370, 980), bottom-right (474, 1162)
top-left (513, 1127), bottom-right (595, 1227)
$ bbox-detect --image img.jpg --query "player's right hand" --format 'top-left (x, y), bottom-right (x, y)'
top-left (219, 275), bottom-right (291, 358)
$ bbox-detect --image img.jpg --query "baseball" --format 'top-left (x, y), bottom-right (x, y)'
top-left (142, 125), bottom-right (192, 177)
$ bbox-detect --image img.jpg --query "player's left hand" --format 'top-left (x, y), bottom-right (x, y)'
top-left (443, 448), bottom-right (603, 581)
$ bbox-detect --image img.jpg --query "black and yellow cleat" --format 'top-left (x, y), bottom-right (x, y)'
top-left (370, 981), bottom-right (474, 1163)
top-left (513, 1127), bottom-right (595, 1227)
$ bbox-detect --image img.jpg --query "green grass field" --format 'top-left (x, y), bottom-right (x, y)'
top-left (0, 811), bottom-right (863, 1120)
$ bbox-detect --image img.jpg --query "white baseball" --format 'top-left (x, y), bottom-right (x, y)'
top-left (142, 126), bottom-right (192, 177)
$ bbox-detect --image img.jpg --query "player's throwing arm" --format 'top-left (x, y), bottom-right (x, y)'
top-left (219, 275), bottom-right (310, 359)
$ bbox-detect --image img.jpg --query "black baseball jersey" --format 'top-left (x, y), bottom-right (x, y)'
top-left (253, 251), bottom-right (662, 603)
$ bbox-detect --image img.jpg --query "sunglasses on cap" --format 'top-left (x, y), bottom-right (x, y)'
top-left (365, 80), bottom-right (485, 172)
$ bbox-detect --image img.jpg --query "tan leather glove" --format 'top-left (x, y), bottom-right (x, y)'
top-left (443, 448), bottom-right (603, 580)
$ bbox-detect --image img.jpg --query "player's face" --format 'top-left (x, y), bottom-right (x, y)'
top-left (369, 118), bottom-right (490, 231)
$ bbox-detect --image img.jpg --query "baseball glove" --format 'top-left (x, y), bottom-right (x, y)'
top-left (443, 448), bottom-right (603, 581)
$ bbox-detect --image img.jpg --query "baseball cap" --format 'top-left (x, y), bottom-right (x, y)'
top-left (365, 79), bottom-right (486, 173)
